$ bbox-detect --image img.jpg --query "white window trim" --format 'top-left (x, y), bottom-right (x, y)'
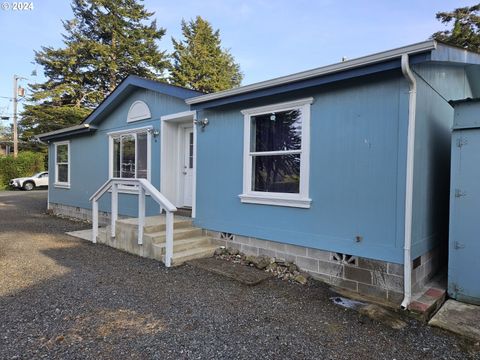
top-left (54, 140), bottom-right (70, 189)
top-left (239, 97), bottom-right (313, 208)
top-left (108, 126), bottom-right (152, 194)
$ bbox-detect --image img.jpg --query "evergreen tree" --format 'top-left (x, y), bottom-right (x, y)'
top-left (170, 16), bottom-right (242, 93)
top-left (433, 3), bottom-right (480, 52)
top-left (21, 0), bottom-right (169, 138)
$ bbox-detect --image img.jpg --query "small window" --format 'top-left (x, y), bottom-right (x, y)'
top-left (239, 98), bottom-right (313, 208)
top-left (54, 141), bottom-right (70, 188)
top-left (110, 129), bottom-right (150, 182)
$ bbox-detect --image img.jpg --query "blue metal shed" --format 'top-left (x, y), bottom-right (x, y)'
top-left (449, 98), bottom-right (480, 305)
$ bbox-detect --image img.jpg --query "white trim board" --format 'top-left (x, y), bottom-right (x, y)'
top-left (160, 110), bottom-right (197, 217)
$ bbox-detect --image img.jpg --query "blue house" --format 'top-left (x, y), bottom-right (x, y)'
top-left (38, 40), bottom-right (480, 309)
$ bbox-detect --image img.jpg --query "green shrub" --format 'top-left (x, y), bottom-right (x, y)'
top-left (0, 151), bottom-right (46, 188)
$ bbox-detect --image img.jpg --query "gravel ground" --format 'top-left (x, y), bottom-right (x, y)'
top-left (0, 190), bottom-right (478, 359)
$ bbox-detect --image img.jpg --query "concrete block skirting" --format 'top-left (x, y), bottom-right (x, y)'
top-left (207, 229), bottom-right (441, 306)
top-left (49, 202), bottom-right (121, 226)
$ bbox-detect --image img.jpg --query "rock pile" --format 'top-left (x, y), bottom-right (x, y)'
top-left (214, 246), bottom-right (309, 285)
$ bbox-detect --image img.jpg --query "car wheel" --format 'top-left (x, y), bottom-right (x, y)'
top-left (23, 182), bottom-right (35, 191)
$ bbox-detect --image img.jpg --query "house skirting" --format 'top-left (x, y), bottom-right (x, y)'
top-left (207, 229), bottom-right (441, 305)
top-left (48, 202), bottom-right (441, 305)
top-left (49, 202), bottom-right (114, 225)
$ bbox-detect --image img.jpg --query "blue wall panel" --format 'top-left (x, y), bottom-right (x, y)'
top-left (411, 64), bottom-right (473, 259)
top-left (194, 74), bottom-right (409, 263)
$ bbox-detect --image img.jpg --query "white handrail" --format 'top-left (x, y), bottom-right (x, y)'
top-left (89, 177), bottom-right (177, 267)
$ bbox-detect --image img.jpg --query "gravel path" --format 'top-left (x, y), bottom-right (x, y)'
top-left (0, 191), bottom-right (478, 359)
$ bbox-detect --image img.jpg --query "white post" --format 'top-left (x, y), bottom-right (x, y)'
top-left (165, 211), bottom-right (174, 267)
top-left (92, 200), bottom-right (98, 243)
top-left (138, 186), bottom-right (145, 245)
top-left (111, 182), bottom-right (118, 237)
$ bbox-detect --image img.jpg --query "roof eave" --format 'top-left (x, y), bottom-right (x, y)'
top-left (186, 40), bottom-right (437, 106)
top-left (37, 124), bottom-right (97, 142)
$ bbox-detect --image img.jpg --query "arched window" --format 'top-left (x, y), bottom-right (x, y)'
top-left (127, 101), bottom-right (151, 122)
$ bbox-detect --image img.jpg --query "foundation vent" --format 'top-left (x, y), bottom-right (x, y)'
top-left (331, 252), bottom-right (358, 266)
top-left (220, 232), bottom-right (235, 241)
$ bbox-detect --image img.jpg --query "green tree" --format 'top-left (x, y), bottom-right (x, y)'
top-left (21, 0), bottom-right (169, 138)
top-left (170, 16), bottom-right (243, 93)
top-left (433, 3), bottom-right (480, 52)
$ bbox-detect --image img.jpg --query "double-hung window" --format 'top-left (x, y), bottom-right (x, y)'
top-left (240, 98), bottom-right (313, 208)
top-left (109, 128), bottom-right (151, 186)
top-left (54, 141), bottom-right (70, 188)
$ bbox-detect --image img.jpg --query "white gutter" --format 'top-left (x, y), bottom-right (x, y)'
top-left (186, 40), bottom-right (436, 105)
top-left (400, 54), bottom-right (417, 310)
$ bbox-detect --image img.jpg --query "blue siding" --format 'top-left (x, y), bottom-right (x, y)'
top-left (194, 74), bottom-right (409, 264)
top-left (411, 64), bottom-right (474, 259)
top-left (48, 88), bottom-right (189, 217)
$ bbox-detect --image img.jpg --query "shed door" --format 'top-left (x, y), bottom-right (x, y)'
top-left (449, 130), bottom-right (480, 304)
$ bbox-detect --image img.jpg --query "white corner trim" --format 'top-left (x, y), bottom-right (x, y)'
top-left (192, 111), bottom-right (197, 218)
top-left (241, 97), bottom-right (314, 116)
top-left (127, 100), bottom-right (151, 122)
top-left (239, 193), bottom-right (311, 208)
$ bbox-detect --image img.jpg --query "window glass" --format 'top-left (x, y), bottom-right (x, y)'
top-left (56, 143), bottom-right (69, 184)
top-left (137, 132), bottom-right (148, 179)
top-left (250, 109), bottom-right (302, 152)
top-left (57, 164), bottom-right (69, 183)
top-left (111, 131), bottom-right (150, 180)
top-left (113, 137), bottom-right (121, 178)
top-left (252, 154), bottom-right (300, 193)
top-left (189, 132), bottom-right (194, 169)
top-left (56, 144), bottom-right (68, 163)
top-left (121, 134), bottom-right (135, 178)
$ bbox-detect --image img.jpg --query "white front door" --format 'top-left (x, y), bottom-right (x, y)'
top-left (181, 126), bottom-right (194, 207)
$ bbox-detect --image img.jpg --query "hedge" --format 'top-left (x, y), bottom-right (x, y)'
top-left (0, 151), bottom-right (46, 188)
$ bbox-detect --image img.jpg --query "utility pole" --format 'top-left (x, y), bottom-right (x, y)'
top-left (12, 75), bottom-right (18, 158)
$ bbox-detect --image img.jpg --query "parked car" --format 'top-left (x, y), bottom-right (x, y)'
top-left (9, 171), bottom-right (49, 191)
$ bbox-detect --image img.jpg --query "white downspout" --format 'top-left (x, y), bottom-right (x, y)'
top-left (400, 54), bottom-right (417, 310)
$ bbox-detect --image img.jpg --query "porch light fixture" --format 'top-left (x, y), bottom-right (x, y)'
top-left (147, 128), bottom-right (160, 137)
top-left (194, 118), bottom-right (209, 131)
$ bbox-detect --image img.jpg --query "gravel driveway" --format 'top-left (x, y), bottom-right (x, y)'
top-left (0, 191), bottom-right (478, 359)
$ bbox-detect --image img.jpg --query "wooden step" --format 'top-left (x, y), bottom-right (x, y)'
top-left (163, 245), bottom-right (217, 266)
top-left (151, 236), bottom-right (211, 255)
top-left (144, 227), bottom-right (203, 243)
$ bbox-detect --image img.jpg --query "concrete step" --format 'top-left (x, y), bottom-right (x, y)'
top-left (144, 227), bottom-right (203, 243)
top-left (144, 219), bottom-right (192, 234)
top-left (163, 244), bottom-right (217, 266)
top-left (152, 236), bottom-right (212, 255)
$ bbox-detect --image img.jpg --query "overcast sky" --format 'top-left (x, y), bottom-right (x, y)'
top-left (0, 0), bottom-right (475, 121)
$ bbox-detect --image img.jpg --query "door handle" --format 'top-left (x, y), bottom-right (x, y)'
top-left (182, 171), bottom-right (187, 175)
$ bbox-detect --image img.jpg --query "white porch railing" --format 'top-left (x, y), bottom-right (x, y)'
top-left (89, 178), bottom-right (177, 267)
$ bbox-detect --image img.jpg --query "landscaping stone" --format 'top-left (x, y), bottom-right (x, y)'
top-left (214, 247), bottom-right (311, 285)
